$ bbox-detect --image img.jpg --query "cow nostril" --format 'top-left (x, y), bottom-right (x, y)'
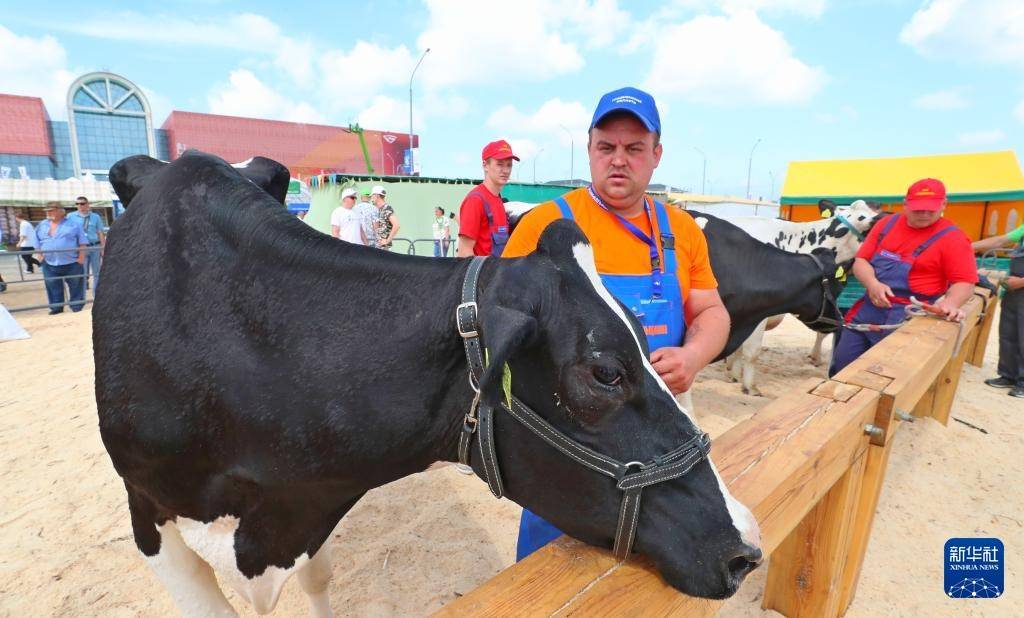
top-left (727, 546), bottom-right (763, 580)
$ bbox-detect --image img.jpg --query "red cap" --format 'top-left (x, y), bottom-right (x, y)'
top-left (904, 178), bottom-right (946, 211)
top-left (481, 140), bottom-right (520, 161)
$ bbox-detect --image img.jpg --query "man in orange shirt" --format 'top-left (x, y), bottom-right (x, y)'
top-left (503, 86), bottom-right (730, 559)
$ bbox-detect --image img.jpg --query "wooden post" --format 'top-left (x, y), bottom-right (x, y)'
top-left (763, 451), bottom-right (868, 617)
top-left (969, 293), bottom-right (999, 368)
top-left (929, 322), bottom-right (979, 425)
top-left (836, 439), bottom-right (895, 612)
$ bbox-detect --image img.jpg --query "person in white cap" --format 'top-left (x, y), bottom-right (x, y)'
top-left (371, 185), bottom-right (400, 250)
top-left (354, 189), bottom-right (379, 249)
top-left (331, 187), bottom-right (367, 245)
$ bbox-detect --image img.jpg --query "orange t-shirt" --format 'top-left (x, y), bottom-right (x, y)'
top-left (502, 188), bottom-right (717, 300)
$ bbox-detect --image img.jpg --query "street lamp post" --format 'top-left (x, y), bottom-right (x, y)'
top-left (693, 147), bottom-right (707, 194)
top-left (408, 48), bottom-right (430, 176)
top-left (533, 148), bottom-right (545, 184)
top-left (769, 170), bottom-right (776, 201)
top-left (559, 124), bottom-right (574, 183)
top-left (745, 138), bottom-right (762, 199)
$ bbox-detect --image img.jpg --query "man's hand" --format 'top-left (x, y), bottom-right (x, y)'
top-left (650, 346), bottom-right (700, 395)
top-left (931, 298), bottom-right (966, 322)
top-left (1005, 276), bottom-right (1024, 291)
top-left (866, 280), bottom-right (894, 308)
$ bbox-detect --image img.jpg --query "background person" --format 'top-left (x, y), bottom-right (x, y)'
top-left (972, 223), bottom-right (1024, 397)
top-left (354, 189), bottom-right (379, 249)
top-left (829, 178), bottom-right (977, 376)
top-left (16, 212), bottom-right (41, 274)
top-left (503, 86), bottom-right (729, 560)
top-left (432, 207), bottom-right (451, 256)
top-left (35, 202), bottom-right (88, 314)
top-left (371, 186), bottom-right (400, 250)
top-left (457, 140), bottom-right (517, 257)
top-left (67, 196), bottom-right (105, 292)
top-left (330, 188), bottom-right (367, 245)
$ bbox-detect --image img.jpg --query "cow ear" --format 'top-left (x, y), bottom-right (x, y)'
top-left (235, 157), bottom-right (291, 205)
top-left (535, 219), bottom-right (591, 262)
top-left (478, 305), bottom-right (538, 408)
top-left (109, 155), bottom-right (167, 208)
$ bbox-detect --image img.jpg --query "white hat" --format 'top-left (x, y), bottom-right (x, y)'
top-left (341, 188), bottom-right (357, 199)
top-left (370, 185), bottom-right (386, 196)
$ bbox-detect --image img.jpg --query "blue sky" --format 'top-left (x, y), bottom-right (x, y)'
top-left (2, 0), bottom-right (1023, 198)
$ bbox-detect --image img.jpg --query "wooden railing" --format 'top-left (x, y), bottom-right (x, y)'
top-left (436, 287), bottom-right (997, 617)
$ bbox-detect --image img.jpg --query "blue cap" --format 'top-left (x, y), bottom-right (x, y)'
top-left (590, 87), bottom-right (661, 135)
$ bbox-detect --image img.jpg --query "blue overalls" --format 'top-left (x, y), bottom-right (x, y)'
top-left (830, 214), bottom-right (954, 376)
top-left (516, 189), bottom-right (686, 560)
top-left (469, 191), bottom-right (510, 257)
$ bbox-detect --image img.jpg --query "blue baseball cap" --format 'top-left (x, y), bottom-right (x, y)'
top-left (590, 87), bottom-right (661, 135)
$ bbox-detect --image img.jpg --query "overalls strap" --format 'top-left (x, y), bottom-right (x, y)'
top-left (651, 199), bottom-right (677, 275)
top-left (912, 226), bottom-right (954, 257)
top-left (876, 213), bottom-right (901, 245)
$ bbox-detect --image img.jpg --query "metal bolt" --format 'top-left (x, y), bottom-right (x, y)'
top-left (863, 423), bottom-right (884, 439)
top-left (895, 409), bottom-right (916, 423)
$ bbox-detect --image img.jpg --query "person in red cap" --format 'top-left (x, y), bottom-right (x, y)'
top-left (829, 178), bottom-right (978, 375)
top-left (456, 140), bottom-right (518, 257)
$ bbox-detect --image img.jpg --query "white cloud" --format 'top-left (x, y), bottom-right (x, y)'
top-left (357, 95), bottom-right (409, 132)
top-left (644, 10), bottom-right (826, 105)
top-left (486, 98), bottom-right (590, 145)
top-left (957, 129), bottom-right (1006, 146)
top-left (416, 0), bottom-right (587, 88)
top-left (0, 25), bottom-right (77, 117)
top-left (913, 89), bottom-right (968, 110)
top-left (317, 41), bottom-right (414, 108)
top-left (57, 12), bottom-right (280, 52)
top-left (672, 0), bottom-right (826, 18)
top-left (207, 69), bottom-right (324, 124)
top-left (900, 0), bottom-right (1024, 66)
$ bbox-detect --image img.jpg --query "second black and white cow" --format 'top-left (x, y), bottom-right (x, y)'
top-left (95, 151), bottom-right (761, 616)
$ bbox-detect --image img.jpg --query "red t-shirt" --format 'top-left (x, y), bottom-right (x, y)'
top-left (458, 184), bottom-right (508, 256)
top-left (855, 215), bottom-right (978, 297)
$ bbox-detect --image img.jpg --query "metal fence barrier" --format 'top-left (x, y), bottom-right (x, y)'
top-left (1, 246), bottom-right (101, 313)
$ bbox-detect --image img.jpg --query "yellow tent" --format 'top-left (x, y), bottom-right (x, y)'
top-left (779, 151), bottom-right (1024, 240)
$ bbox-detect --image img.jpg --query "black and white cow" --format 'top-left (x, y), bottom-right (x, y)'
top-left (717, 203), bottom-right (880, 394)
top-left (95, 151), bottom-right (761, 616)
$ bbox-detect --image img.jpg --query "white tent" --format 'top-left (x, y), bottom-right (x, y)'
top-left (0, 177), bottom-right (117, 207)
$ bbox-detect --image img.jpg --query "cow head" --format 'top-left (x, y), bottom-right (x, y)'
top-left (818, 200), bottom-right (884, 263)
top-left (795, 247), bottom-right (845, 333)
top-left (110, 152), bottom-right (291, 208)
top-left (473, 220), bottom-right (761, 599)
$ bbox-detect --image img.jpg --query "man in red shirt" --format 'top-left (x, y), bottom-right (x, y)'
top-left (457, 140), bottom-right (518, 257)
top-left (829, 178), bottom-right (978, 375)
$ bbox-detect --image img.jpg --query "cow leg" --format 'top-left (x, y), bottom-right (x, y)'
top-left (725, 351), bottom-right (741, 382)
top-left (297, 542), bottom-right (334, 618)
top-left (146, 521), bottom-right (239, 617)
top-left (809, 332), bottom-right (827, 366)
top-left (739, 320), bottom-right (767, 396)
top-left (125, 484), bottom-right (237, 617)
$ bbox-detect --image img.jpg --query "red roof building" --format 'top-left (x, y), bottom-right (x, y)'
top-left (0, 94), bottom-right (51, 157)
top-left (161, 112), bottom-right (416, 177)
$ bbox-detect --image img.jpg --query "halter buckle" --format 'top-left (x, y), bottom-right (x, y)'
top-left (456, 301), bottom-right (480, 338)
top-left (617, 460), bottom-right (646, 482)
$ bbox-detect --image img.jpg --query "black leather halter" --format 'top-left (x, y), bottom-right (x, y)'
top-left (454, 256), bottom-right (712, 560)
top-left (799, 252), bottom-right (844, 331)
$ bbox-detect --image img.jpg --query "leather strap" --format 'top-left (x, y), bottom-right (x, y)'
top-left (455, 257), bottom-right (712, 560)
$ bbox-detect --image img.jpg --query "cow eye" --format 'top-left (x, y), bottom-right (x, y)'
top-left (593, 365), bottom-right (623, 386)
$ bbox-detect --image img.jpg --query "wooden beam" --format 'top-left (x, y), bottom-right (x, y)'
top-left (929, 320), bottom-right (979, 426)
top-left (762, 451), bottom-right (868, 617)
top-left (832, 293), bottom-right (984, 444)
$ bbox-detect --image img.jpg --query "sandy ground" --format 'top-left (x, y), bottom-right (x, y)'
top-left (1, 307), bottom-right (1021, 617)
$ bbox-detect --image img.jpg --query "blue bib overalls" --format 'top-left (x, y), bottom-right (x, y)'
top-left (830, 214), bottom-right (954, 376)
top-left (516, 194), bottom-right (687, 560)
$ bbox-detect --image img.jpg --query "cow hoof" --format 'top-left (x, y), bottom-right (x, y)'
top-left (742, 387), bottom-right (763, 397)
top-left (808, 355), bottom-right (822, 366)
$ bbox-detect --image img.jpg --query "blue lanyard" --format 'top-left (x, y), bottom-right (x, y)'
top-left (587, 186), bottom-right (664, 294)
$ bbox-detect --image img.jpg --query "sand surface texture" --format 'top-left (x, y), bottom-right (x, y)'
top-left (1, 308), bottom-right (1020, 617)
